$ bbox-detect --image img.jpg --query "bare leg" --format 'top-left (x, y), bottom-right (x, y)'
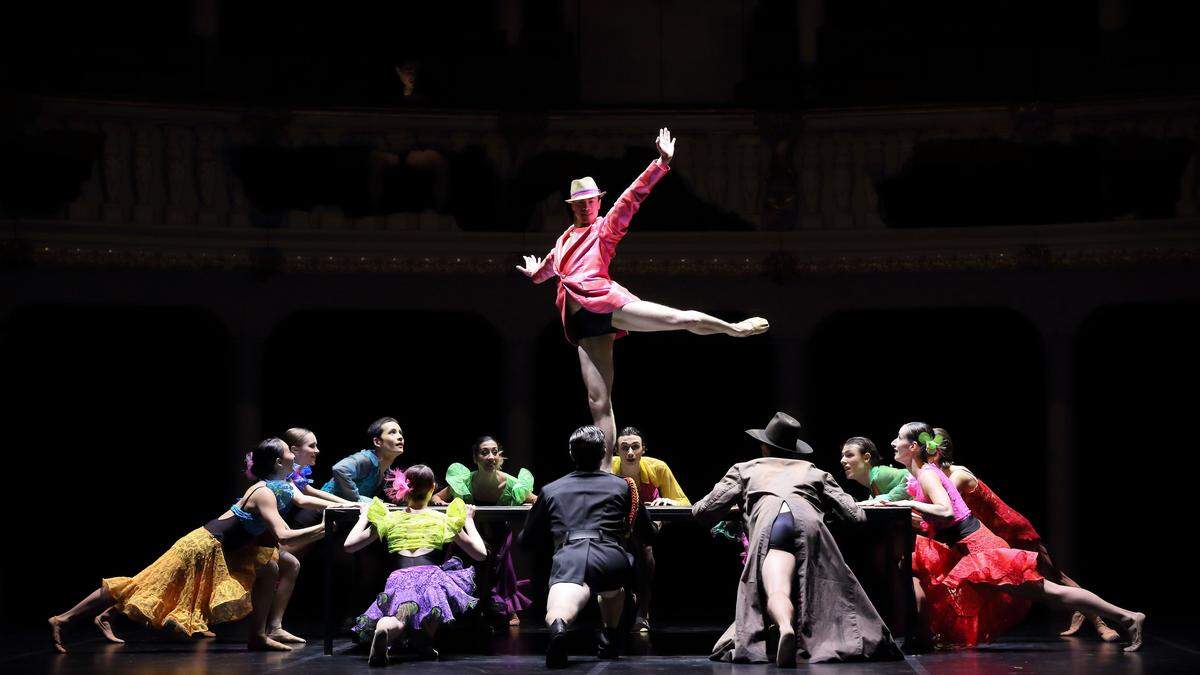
top-left (370, 615), bottom-right (404, 667)
top-left (266, 550), bottom-right (305, 644)
top-left (49, 586), bottom-right (116, 653)
top-left (93, 605), bottom-right (125, 644)
top-left (546, 582), bottom-right (592, 626)
top-left (247, 560), bottom-right (291, 652)
top-left (762, 549), bottom-right (797, 667)
top-left (577, 336), bottom-right (616, 461)
top-left (1009, 580), bottom-right (1145, 652)
top-left (1052, 568), bottom-right (1119, 642)
top-left (633, 543), bottom-right (654, 631)
top-left (614, 300), bottom-right (768, 337)
top-left (420, 611), bottom-right (442, 659)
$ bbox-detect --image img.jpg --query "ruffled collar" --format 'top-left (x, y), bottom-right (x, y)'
top-left (288, 463), bottom-right (313, 490)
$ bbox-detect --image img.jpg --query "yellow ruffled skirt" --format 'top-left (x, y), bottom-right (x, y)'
top-left (102, 527), bottom-right (278, 635)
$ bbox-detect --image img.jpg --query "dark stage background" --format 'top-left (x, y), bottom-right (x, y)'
top-left (3, 0), bottom-right (1199, 635)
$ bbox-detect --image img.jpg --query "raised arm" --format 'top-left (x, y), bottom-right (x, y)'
top-left (599, 128), bottom-right (674, 244)
top-left (691, 463), bottom-right (744, 527)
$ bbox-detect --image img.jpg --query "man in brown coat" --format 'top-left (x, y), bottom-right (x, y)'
top-left (692, 412), bottom-right (902, 666)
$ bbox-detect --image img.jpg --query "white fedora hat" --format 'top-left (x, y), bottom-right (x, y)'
top-left (565, 176), bottom-right (606, 203)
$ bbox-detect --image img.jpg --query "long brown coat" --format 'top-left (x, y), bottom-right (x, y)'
top-left (693, 456), bottom-right (902, 663)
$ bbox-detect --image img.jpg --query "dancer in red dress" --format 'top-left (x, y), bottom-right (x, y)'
top-left (518, 128), bottom-right (769, 455)
top-left (928, 427), bottom-right (1119, 641)
top-left (881, 422), bottom-right (1145, 651)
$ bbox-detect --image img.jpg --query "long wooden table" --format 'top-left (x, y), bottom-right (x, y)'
top-left (320, 504), bottom-right (912, 655)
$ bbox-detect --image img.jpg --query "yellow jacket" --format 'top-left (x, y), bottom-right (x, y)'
top-left (612, 455), bottom-right (690, 505)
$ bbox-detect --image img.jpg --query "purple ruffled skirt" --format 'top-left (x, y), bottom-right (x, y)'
top-left (353, 558), bottom-right (477, 641)
top-left (491, 531), bottom-right (532, 614)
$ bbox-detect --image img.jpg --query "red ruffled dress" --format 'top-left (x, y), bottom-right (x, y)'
top-left (907, 464), bottom-right (1043, 646)
top-left (961, 478), bottom-right (1043, 553)
top-left (529, 159), bottom-right (670, 345)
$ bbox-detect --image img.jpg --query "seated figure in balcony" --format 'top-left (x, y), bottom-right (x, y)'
top-left (517, 127), bottom-right (770, 459)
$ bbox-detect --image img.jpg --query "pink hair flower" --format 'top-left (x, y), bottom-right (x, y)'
top-left (383, 468), bottom-right (410, 502)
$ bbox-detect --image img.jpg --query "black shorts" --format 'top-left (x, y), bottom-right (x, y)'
top-left (566, 307), bottom-right (617, 343)
top-left (549, 540), bottom-right (633, 592)
top-left (767, 510), bottom-right (797, 552)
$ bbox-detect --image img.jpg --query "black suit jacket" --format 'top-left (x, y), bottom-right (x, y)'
top-left (520, 470), bottom-right (655, 551)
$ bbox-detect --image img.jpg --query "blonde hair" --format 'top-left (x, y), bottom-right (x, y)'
top-left (283, 427), bottom-right (314, 447)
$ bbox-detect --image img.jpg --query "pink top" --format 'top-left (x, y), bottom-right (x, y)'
top-left (530, 159), bottom-right (671, 344)
top-left (906, 463), bottom-right (971, 529)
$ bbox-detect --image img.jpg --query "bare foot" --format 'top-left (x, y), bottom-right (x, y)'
top-left (197, 630), bottom-right (217, 639)
top-left (1060, 611), bottom-right (1086, 636)
top-left (267, 628), bottom-right (306, 644)
top-left (776, 629), bottom-right (796, 668)
top-left (1094, 616), bottom-right (1121, 643)
top-left (94, 612), bottom-right (124, 644)
top-left (49, 616), bottom-right (68, 654)
top-left (368, 628), bottom-right (388, 667)
top-left (1123, 612), bottom-right (1145, 653)
top-left (730, 317), bottom-right (770, 337)
top-left (247, 635), bottom-right (292, 652)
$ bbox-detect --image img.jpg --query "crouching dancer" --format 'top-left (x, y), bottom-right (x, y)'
top-left (520, 426), bottom-right (655, 668)
top-left (692, 413), bottom-right (903, 666)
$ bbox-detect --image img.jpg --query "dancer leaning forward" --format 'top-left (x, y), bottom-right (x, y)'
top-left (518, 128), bottom-right (769, 457)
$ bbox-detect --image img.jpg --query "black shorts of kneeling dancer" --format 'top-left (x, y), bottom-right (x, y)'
top-left (549, 540), bottom-right (633, 593)
top-left (566, 307), bottom-right (618, 343)
top-left (767, 509), bottom-right (797, 553)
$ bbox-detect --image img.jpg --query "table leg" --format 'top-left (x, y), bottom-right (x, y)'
top-left (323, 514), bottom-right (337, 655)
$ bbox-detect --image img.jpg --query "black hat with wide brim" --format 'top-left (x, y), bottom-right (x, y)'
top-left (745, 412), bottom-right (814, 455)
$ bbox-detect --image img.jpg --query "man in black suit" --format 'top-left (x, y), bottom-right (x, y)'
top-left (520, 425), bottom-right (655, 668)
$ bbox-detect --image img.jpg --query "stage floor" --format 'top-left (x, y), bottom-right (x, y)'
top-left (10, 618), bottom-right (1199, 674)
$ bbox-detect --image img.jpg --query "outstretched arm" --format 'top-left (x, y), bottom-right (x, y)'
top-left (691, 463), bottom-right (744, 527)
top-left (600, 128), bottom-right (674, 244)
top-left (516, 249), bottom-right (557, 284)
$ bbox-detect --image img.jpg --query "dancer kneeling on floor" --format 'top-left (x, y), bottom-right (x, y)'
top-left (48, 437), bottom-right (329, 653)
top-left (344, 464), bottom-right (487, 667)
top-left (520, 425), bottom-right (655, 669)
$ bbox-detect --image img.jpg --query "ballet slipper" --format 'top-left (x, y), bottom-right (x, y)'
top-left (1093, 616), bottom-right (1120, 643)
top-left (1122, 612), bottom-right (1145, 653)
top-left (267, 628), bottom-right (306, 644)
top-left (94, 612), bottom-right (125, 644)
top-left (1060, 611), bottom-right (1086, 636)
top-left (730, 317), bottom-right (770, 337)
top-left (507, 613), bottom-right (521, 627)
top-left (49, 616), bottom-right (69, 654)
top-left (247, 635), bottom-right (292, 652)
top-left (196, 630), bottom-right (217, 639)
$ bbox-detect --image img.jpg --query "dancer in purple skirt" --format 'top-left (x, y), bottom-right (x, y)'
top-left (344, 464), bottom-right (487, 666)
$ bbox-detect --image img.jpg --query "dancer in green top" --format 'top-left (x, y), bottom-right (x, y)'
top-left (432, 436), bottom-right (536, 626)
top-left (839, 437), bottom-right (909, 504)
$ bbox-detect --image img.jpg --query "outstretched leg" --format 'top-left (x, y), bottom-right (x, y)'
top-left (762, 549), bottom-right (798, 667)
top-left (577, 335), bottom-right (616, 460)
top-left (613, 300), bottom-right (768, 337)
top-left (1038, 547), bottom-right (1120, 642)
top-left (1009, 580), bottom-right (1145, 652)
